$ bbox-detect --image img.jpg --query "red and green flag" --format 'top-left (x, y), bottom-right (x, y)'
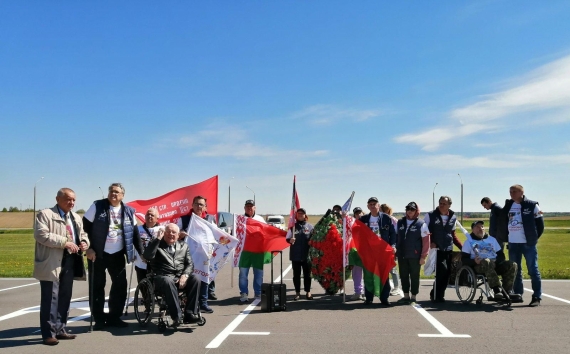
top-left (348, 220), bottom-right (396, 297)
top-left (232, 215), bottom-right (289, 269)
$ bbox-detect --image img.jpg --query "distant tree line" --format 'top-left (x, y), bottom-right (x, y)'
top-left (1, 207), bottom-right (85, 213)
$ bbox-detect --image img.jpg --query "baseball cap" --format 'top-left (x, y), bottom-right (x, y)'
top-left (405, 202), bottom-right (418, 210)
top-left (353, 207), bottom-right (363, 214)
top-left (244, 199), bottom-right (255, 206)
top-left (367, 197), bottom-right (378, 204)
top-left (471, 220), bottom-right (484, 229)
top-left (297, 208), bottom-right (306, 214)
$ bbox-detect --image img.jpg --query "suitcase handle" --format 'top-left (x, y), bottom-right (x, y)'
top-left (269, 250), bottom-right (283, 285)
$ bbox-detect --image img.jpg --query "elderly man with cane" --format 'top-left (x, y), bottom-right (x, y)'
top-left (34, 188), bottom-right (89, 345)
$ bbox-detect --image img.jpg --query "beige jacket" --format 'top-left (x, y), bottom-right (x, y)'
top-left (33, 206), bottom-right (90, 282)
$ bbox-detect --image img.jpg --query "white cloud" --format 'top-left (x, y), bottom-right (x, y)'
top-left (399, 153), bottom-right (570, 170)
top-left (174, 124), bottom-right (328, 159)
top-left (394, 124), bottom-right (491, 151)
top-left (290, 104), bottom-right (384, 125)
top-left (395, 55), bottom-right (570, 150)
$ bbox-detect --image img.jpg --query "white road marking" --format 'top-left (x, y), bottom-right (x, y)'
top-left (413, 304), bottom-right (471, 338)
top-left (0, 295), bottom-right (88, 322)
top-left (0, 282), bottom-right (39, 292)
top-left (230, 332), bottom-right (270, 335)
top-left (206, 264), bottom-right (293, 349)
top-left (524, 288), bottom-right (570, 304)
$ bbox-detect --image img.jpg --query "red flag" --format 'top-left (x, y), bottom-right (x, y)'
top-left (287, 175), bottom-right (300, 229)
top-left (349, 220), bottom-right (396, 296)
top-left (126, 176), bottom-right (218, 224)
top-left (233, 215), bottom-right (289, 269)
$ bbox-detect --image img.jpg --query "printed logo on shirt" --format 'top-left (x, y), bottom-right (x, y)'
top-left (98, 211), bottom-right (107, 219)
top-left (434, 219), bottom-right (441, 224)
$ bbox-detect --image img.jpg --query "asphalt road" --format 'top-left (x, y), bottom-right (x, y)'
top-left (1, 249), bottom-right (569, 354)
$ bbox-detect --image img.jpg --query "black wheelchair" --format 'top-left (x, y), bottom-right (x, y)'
top-left (455, 265), bottom-right (512, 307)
top-left (134, 273), bottom-right (206, 332)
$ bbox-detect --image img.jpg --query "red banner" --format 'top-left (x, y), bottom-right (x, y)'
top-left (126, 175), bottom-right (218, 224)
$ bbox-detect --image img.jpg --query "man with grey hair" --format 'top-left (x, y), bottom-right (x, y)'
top-left (35, 188), bottom-right (89, 345)
top-left (83, 183), bottom-right (142, 330)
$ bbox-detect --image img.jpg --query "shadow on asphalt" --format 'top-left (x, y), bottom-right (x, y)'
top-left (0, 327), bottom-right (44, 349)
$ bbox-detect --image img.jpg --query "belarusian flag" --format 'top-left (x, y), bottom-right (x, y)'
top-left (348, 220), bottom-right (396, 297)
top-left (232, 215), bottom-right (289, 269)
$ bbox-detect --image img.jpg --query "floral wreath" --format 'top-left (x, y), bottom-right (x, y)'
top-left (308, 211), bottom-right (351, 294)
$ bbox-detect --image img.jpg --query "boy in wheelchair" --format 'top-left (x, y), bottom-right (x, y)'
top-left (143, 223), bottom-right (202, 327)
top-left (460, 221), bottom-right (519, 301)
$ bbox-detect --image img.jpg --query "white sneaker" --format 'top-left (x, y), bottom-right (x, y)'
top-left (240, 293), bottom-right (249, 303)
top-left (390, 288), bottom-right (403, 297)
top-left (350, 293), bottom-right (362, 301)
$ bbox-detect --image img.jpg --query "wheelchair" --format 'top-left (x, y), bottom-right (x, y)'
top-left (454, 265), bottom-right (511, 307)
top-left (134, 274), bottom-right (206, 332)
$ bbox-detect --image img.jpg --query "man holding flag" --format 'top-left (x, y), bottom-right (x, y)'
top-left (238, 199), bottom-right (267, 303)
top-left (358, 197), bottom-right (397, 306)
top-left (178, 196), bottom-right (216, 313)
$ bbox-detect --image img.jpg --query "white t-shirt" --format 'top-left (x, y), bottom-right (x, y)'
top-left (250, 214), bottom-right (267, 224)
top-left (423, 213), bottom-right (457, 231)
top-left (134, 224), bottom-right (164, 269)
top-left (369, 215), bottom-right (380, 235)
top-left (84, 203), bottom-right (125, 254)
top-left (508, 203), bottom-right (542, 243)
top-left (462, 236), bottom-right (501, 260)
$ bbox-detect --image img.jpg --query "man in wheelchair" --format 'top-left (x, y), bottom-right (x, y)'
top-left (143, 223), bottom-right (201, 327)
top-left (460, 221), bottom-right (518, 301)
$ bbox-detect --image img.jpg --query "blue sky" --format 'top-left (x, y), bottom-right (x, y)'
top-left (1, 1), bottom-right (570, 215)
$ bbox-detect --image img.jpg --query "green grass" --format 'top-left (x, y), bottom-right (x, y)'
top-left (0, 231), bottom-right (35, 277)
top-left (2, 228), bottom-right (570, 279)
top-left (452, 228), bottom-right (570, 279)
top-left (543, 219), bottom-right (570, 228)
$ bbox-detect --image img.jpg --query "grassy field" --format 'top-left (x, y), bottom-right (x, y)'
top-left (1, 223), bottom-right (569, 279)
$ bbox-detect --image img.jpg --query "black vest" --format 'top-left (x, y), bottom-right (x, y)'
top-left (427, 208), bottom-right (456, 251)
top-left (396, 217), bottom-right (425, 259)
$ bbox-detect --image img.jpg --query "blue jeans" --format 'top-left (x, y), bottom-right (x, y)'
top-left (239, 267), bottom-right (263, 296)
top-left (509, 243), bottom-right (541, 298)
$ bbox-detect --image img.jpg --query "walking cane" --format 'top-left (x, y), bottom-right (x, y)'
top-left (89, 259), bottom-right (95, 332)
top-left (124, 258), bottom-right (135, 316)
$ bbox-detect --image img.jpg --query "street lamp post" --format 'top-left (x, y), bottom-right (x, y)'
top-left (458, 173), bottom-right (464, 225)
top-left (228, 177), bottom-right (234, 213)
top-left (33, 177), bottom-right (44, 229)
top-left (246, 186), bottom-right (255, 204)
top-left (432, 182), bottom-right (438, 210)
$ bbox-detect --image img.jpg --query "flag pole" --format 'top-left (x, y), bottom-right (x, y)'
top-left (342, 191), bottom-right (355, 304)
top-left (231, 216), bottom-right (235, 288)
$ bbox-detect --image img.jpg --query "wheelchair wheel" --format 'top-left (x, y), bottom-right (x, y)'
top-left (455, 265), bottom-right (477, 304)
top-left (198, 317), bottom-right (206, 326)
top-left (134, 278), bottom-right (155, 327)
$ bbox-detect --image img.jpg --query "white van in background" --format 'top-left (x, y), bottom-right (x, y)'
top-left (266, 215), bottom-right (286, 230)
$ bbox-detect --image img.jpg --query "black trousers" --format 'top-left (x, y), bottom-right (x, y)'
top-left (398, 257), bottom-right (421, 295)
top-left (364, 279), bottom-right (391, 302)
top-left (153, 274), bottom-right (200, 321)
top-left (135, 266), bottom-right (147, 284)
top-left (435, 250), bottom-right (452, 300)
top-left (88, 251), bottom-right (127, 324)
top-left (292, 261), bottom-right (312, 293)
top-left (39, 253), bottom-right (75, 339)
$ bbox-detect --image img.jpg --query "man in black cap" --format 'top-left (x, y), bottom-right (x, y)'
top-left (460, 221), bottom-right (517, 300)
top-left (239, 199), bottom-right (266, 303)
top-left (359, 197), bottom-right (397, 306)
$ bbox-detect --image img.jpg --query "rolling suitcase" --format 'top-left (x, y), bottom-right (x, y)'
top-left (260, 250), bottom-right (287, 312)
